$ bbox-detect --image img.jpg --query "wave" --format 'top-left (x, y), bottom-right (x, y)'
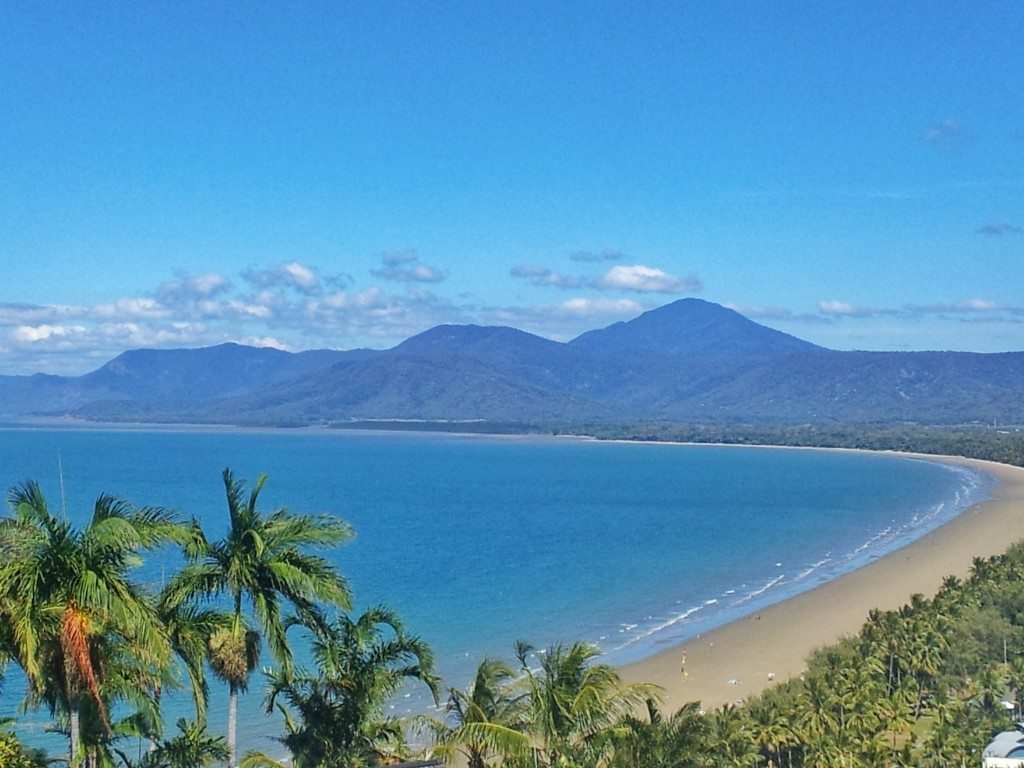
top-left (600, 461), bottom-right (991, 666)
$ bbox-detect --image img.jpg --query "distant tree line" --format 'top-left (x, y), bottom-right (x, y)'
top-left (333, 420), bottom-right (1024, 468)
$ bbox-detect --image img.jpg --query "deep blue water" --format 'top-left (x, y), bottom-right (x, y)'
top-left (0, 427), bottom-right (990, 757)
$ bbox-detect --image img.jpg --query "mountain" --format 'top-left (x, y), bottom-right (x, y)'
top-left (80, 343), bottom-right (366, 402)
top-left (0, 343), bottom-right (368, 418)
top-left (570, 299), bottom-right (821, 360)
top-left (3, 300), bottom-right (1024, 427)
top-left (179, 354), bottom-right (616, 424)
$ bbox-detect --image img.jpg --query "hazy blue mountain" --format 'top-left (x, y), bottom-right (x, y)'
top-left (0, 343), bottom-right (369, 418)
top-left (79, 343), bottom-right (364, 401)
top-left (390, 324), bottom-right (615, 395)
top-left (659, 350), bottom-right (1024, 424)
top-left (78, 354), bottom-right (617, 424)
top-left (3, 300), bottom-right (1023, 427)
top-left (570, 298), bottom-right (822, 359)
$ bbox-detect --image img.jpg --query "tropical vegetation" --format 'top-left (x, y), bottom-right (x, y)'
top-left (161, 469), bottom-right (353, 767)
top-left (4, 445), bottom-right (1024, 767)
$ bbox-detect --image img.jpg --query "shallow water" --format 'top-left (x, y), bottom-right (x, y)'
top-left (0, 428), bottom-right (990, 756)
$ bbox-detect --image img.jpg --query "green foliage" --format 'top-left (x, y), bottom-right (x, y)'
top-left (419, 657), bottom-right (528, 768)
top-left (161, 468), bottom-right (354, 767)
top-left (584, 422), bottom-right (1024, 468)
top-left (135, 719), bottom-right (229, 768)
top-left (0, 482), bottom-right (186, 766)
top-left (672, 543), bottom-right (1024, 768)
top-left (8, 434), bottom-right (1024, 768)
top-left (0, 724), bottom-right (47, 768)
top-left (256, 607), bottom-right (439, 768)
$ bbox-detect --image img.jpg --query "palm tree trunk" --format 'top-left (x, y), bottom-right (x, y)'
top-left (69, 701), bottom-right (81, 767)
top-left (228, 683), bottom-right (238, 768)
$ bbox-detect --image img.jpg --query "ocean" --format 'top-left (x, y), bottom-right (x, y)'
top-left (0, 427), bottom-right (990, 756)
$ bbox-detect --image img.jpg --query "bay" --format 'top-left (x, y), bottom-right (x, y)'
top-left (0, 427), bottom-right (989, 756)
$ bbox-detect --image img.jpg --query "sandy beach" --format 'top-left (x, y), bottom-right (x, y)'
top-left (621, 453), bottom-right (1024, 712)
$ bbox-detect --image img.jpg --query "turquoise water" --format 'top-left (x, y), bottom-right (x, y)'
top-left (0, 428), bottom-right (990, 756)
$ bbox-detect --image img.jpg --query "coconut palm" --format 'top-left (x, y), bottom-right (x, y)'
top-left (129, 718), bottom-right (229, 768)
top-left (250, 606), bottom-right (438, 768)
top-left (706, 704), bottom-right (759, 768)
top-left (610, 699), bottom-right (711, 768)
top-left (162, 468), bottom-right (353, 767)
top-left (156, 599), bottom-right (232, 727)
top-left (510, 641), bottom-right (661, 768)
top-left (420, 657), bottom-right (527, 768)
top-left (746, 702), bottom-right (790, 768)
top-left (0, 481), bottom-right (185, 766)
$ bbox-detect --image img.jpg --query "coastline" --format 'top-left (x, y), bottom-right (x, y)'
top-left (3, 423), bottom-right (1017, 714)
top-left (620, 454), bottom-right (1024, 712)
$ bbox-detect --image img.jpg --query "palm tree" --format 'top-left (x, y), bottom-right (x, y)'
top-left (706, 704), bottom-right (759, 768)
top-left (420, 657), bottom-right (527, 768)
top-left (0, 481), bottom-right (185, 766)
top-left (130, 719), bottom-right (229, 768)
top-left (746, 702), bottom-right (790, 768)
top-left (254, 607), bottom-right (438, 768)
top-left (156, 599), bottom-right (232, 727)
top-left (610, 699), bottom-right (711, 768)
top-left (511, 641), bottom-right (661, 768)
top-left (162, 468), bottom-right (353, 767)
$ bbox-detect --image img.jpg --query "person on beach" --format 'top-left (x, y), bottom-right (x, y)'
top-left (681, 650), bottom-right (688, 679)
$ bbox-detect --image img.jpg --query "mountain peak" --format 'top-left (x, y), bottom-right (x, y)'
top-left (569, 299), bottom-right (823, 359)
top-left (391, 324), bottom-right (564, 356)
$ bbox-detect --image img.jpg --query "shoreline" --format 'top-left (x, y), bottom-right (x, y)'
top-left (3, 423), bottom-right (1018, 713)
top-left (620, 454), bottom-right (1024, 712)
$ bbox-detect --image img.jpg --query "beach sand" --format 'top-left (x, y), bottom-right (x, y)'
top-left (620, 454), bottom-right (1024, 713)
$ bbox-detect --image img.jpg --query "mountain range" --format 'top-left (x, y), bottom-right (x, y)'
top-left (2, 299), bottom-right (1023, 427)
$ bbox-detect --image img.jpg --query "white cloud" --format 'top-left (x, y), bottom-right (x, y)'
top-left (242, 261), bottom-right (322, 294)
top-left (92, 298), bottom-right (169, 319)
top-left (226, 300), bottom-right (273, 319)
top-left (955, 299), bottom-right (1000, 312)
top-left (510, 265), bottom-right (585, 289)
top-left (241, 336), bottom-right (290, 350)
top-left (818, 300), bottom-right (862, 316)
top-left (371, 250), bottom-right (446, 283)
top-left (481, 297), bottom-right (646, 341)
top-left (559, 298), bottom-right (643, 316)
top-left (593, 265), bottom-right (700, 294)
top-left (158, 272), bottom-right (232, 301)
top-left (11, 324), bottom-right (87, 343)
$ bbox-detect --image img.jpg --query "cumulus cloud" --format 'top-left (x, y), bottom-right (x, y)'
top-left (157, 272), bottom-right (232, 302)
top-left (481, 297), bottom-right (645, 340)
top-left (907, 299), bottom-right (1011, 315)
top-left (558, 298), bottom-right (644, 316)
top-left (809, 298), bottom-right (1023, 322)
top-left (371, 250), bottom-right (445, 283)
top-left (569, 249), bottom-right (624, 263)
top-left (922, 119), bottom-right (975, 151)
top-left (241, 336), bottom-right (290, 350)
top-left (509, 265), bottom-right (585, 289)
top-left (11, 324), bottom-right (87, 343)
top-left (593, 265), bottom-right (701, 294)
top-left (817, 300), bottom-right (872, 317)
top-left (976, 222), bottom-right (1022, 236)
top-left (92, 298), bottom-right (169, 319)
top-left (724, 303), bottom-right (828, 323)
top-left (242, 261), bottom-right (322, 294)
top-left (0, 259), bottom-right (456, 373)
top-left (954, 299), bottom-right (1001, 312)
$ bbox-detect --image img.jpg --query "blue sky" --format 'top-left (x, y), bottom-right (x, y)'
top-left (1, 1), bottom-right (1022, 374)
